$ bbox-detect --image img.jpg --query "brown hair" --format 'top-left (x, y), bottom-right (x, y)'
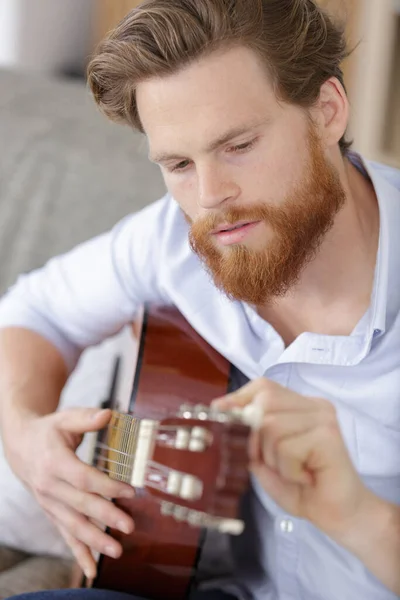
top-left (87, 0), bottom-right (353, 155)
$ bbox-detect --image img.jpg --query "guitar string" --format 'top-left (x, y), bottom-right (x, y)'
top-left (96, 466), bottom-right (173, 494)
top-left (94, 423), bottom-right (197, 460)
top-left (112, 413), bottom-right (136, 481)
top-left (97, 455), bottom-right (174, 481)
top-left (120, 413), bottom-right (126, 481)
top-left (125, 414), bottom-right (139, 481)
top-left (94, 437), bottom-right (177, 457)
top-left (106, 424), bottom-right (194, 433)
top-left (95, 441), bottom-right (131, 457)
top-left (95, 420), bottom-right (205, 483)
top-left (94, 453), bottom-right (173, 474)
top-left (93, 440), bottom-right (186, 467)
top-left (94, 420), bottom-right (210, 467)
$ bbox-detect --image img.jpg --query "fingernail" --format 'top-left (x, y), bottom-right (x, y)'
top-left (118, 487), bottom-right (135, 499)
top-left (211, 398), bottom-right (224, 407)
top-left (84, 567), bottom-right (95, 580)
top-left (117, 520), bottom-right (133, 534)
top-left (212, 401), bottom-right (229, 411)
top-left (105, 545), bottom-right (120, 558)
top-left (91, 410), bottom-right (104, 420)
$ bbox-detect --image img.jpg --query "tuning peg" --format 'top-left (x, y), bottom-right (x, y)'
top-left (173, 505), bottom-right (189, 522)
top-left (160, 500), bottom-right (174, 516)
top-left (180, 474), bottom-right (203, 500)
top-left (229, 403), bottom-right (264, 430)
top-left (177, 403), bottom-right (215, 421)
top-left (177, 401), bottom-right (263, 429)
top-left (159, 501), bottom-right (244, 535)
top-left (208, 403), bottom-right (264, 430)
top-left (175, 427), bottom-right (190, 449)
top-left (188, 426), bottom-right (211, 452)
top-left (178, 404), bottom-right (194, 419)
top-left (193, 405), bottom-right (210, 420)
top-left (215, 517), bottom-right (244, 535)
top-left (186, 509), bottom-right (205, 528)
top-left (166, 469), bottom-right (203, 500)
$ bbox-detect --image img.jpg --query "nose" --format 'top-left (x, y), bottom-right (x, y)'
top-left (197, 162), bottom-right (240, 210)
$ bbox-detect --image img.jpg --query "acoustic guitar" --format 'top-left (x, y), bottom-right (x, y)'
top-left (81, 304), bottom-right (258, 599)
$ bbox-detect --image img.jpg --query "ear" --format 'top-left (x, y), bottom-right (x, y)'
top-left (313, 76), bottom-right (349, 149)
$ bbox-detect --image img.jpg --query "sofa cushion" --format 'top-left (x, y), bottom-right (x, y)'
top-left (0, 547), bottom-right (73, 599)
top-left (0, 67), bottom-right (161, 558)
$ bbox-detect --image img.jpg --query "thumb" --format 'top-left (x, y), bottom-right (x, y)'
top-left (55, 407), bottom-right (112, 434)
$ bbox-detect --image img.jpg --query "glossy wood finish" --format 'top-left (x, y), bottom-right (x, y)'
top-left (92, 304), bottom-right (246, 599)
top-left (131, 305), bottom-right (232, 422)
top-left (145, 416), bottom-right (249, 517)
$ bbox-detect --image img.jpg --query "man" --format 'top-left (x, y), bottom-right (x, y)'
top-left (0, 0), bottom-right (399, 599)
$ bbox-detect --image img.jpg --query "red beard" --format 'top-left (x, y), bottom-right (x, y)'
top-left (188, 125), bottom-right (346, 305)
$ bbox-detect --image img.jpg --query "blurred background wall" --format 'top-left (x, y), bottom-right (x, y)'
top-left (0, 0), bottom-right (398, 168)
top-left (0, 0), bottom-right (94, 75)
top-left (97, 0), bottom-right (400, 172)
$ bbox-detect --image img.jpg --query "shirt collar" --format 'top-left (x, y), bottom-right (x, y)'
top-left (352, 153), bottom-right (400, 342)
top-left (241, 153), bottom-right (400, 361)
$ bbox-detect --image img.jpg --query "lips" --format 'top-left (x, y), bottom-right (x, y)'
top-left (212, 221), bottom-right (262, 246)
top-left (212, 220), bottom-right (253, 234)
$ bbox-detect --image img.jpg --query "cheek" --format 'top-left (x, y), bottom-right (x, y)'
top-left (257, 154), bottom-right (305, 208)
top-left (264, 160), bottom-right (299, 201)
top-left (164, 172), bottom-right (199, 219)
top-left (254, 117), bottom-right (308, 202)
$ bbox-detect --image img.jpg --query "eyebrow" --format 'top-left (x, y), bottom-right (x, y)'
top-left (148, 119), bottom-right (267, 164)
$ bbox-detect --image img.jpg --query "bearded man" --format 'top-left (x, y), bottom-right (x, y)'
top-left (0, 1), bottom-right (399, 600)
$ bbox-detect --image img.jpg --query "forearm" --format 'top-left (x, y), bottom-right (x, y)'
top-left (0, 327), bottom-right (68, 436)
top-left (335, 491), bottom-right (400, 596)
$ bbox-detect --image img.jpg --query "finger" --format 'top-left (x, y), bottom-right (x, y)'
top-left (276, 427), bottom-right (339, 484)
top-left (58, 453), bottom-right (135, 500)
top-left (45, 512), bottom-right (97, 580)
top-left (277, 448), bottom-right (313, 485)
top-left (44, 480), bottom-right (134, 535)
top-left (213, 378), bottom-right (321, 413)
top-left (58, 524), bottom-right (97, 581)
top-left (55, 408), bottom-right (112, 434)
top-left (44, 497), bottom-right (123, 559)
top-left (260, 410), bottom-right (330, 472)
top-left (213, 389), bottom-right (325, 433)
top-left (212, 377), bottom-right (271, 407)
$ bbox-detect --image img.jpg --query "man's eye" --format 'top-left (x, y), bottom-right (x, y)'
top-left (171, 160), bottom-right (191, 172)
top-left (230, 140), bottom-right (256, 153)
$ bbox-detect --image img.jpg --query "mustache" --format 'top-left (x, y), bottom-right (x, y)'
top-left (188, 202), bottom-right (292, 236)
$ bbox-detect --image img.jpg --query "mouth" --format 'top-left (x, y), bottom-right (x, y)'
top-left (211, 220), bottom-right (255, 234)
top-left (212, 220), bottom-right (262, 246)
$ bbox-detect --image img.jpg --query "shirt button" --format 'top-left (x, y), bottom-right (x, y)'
top-left (280, 518), bottom-right (294, 533)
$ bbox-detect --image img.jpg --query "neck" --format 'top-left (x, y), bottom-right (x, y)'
top-left (257, 156), bottom-right (380, 345)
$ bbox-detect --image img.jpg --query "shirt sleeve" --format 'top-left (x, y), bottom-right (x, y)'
top-left (0, 195), bottom-right (171, 372)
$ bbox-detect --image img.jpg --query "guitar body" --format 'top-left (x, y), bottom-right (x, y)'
top-left (90, 304), bottom-right (248, 599)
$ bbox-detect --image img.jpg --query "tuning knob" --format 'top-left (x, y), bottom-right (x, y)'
top-left (178, 401), bottom-right (264, 430)
top-left (159, 501), bottom-right (244, 535)
top-left (229, 402), bottom-right (264, 430)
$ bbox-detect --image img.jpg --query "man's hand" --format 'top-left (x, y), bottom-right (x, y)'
top-left (3, 407), bottom-right (135, 580)
top-left (213, 377), bottom-right (373, 540)
top-left (214, 377), bottom-right (400, 595)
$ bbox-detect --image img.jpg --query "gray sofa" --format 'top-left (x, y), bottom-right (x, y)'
top-left (0, 67), bottom-right (165, 596)
top-left (0, 68), bottom-right (165, 294)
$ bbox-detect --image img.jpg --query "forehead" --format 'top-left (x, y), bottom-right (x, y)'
top-left (136, 46), bottom-right (281, 153)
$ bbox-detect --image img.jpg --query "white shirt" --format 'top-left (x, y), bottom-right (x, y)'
top-left (0, 153), bottom-right (399, 600)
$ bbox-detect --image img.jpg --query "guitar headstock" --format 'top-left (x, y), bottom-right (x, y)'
top-left (102, 404), bottom-right (256, 535)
